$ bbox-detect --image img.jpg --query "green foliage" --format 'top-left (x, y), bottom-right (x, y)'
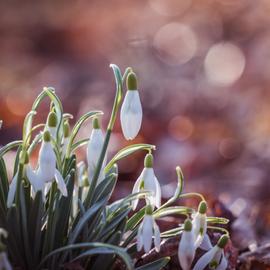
top-left (0, 64), bottom-right (229, 269)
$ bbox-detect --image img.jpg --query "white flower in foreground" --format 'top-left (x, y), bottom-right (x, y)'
top-left (35, 131), bottom-right (67, 197)
top-left (0, 252), bottom-right (12, 270)
top-left (137, 206), bottom-right (160, 253)
top-left (47, 111), bottom-right (58, 140)
top-left (132, 153), bottom-right (161, 210)
top-left (193, 235), bottom-right (229, 270)
top-left (178, 219), bottom-right (196, 270)
top-left (192, 201), bottom-right (208, 248)
top-left (120, 72), bottom-right (142, 140)
top-left (87, 118), bottom-right (106, 184)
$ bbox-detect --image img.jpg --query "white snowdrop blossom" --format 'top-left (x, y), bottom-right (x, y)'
top-left (137, 207), bottom-right (160, 253)
top-left (87, 118), bottom-right (106, 184)
top-left (192, 201), bottom-right (208, 248)
top-left (47, 111), bottom-right (57, 140)
top-left (178, 219), bottom-right (196, 270)
top-left (193, 235), bottom-right (229, 270)
top-left (120, 72), bottom-right (142, 140)
top-left (34, 131), bottom-right (67, 197)
top-left (132, 153), bottom-right (161, 210)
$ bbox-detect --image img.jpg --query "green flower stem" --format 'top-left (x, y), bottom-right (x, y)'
top-left (179, 192), bottom-right (205, 202)
top-left (207, 225), bottom-right (230, 236)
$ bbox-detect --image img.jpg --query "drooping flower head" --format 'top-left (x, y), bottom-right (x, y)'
top-left (36, 131), bottom-right (67, 197)
top-left (178, 219), bottom-right (196, 270)
top-left (193, 235), bottom-right (229, 270)
top-left (132, 153), bottom-right (161, 210)
top-left (192, 200), bottom-right (208, 248)
top-left (120, 71), bottom-right (142, 140)
top-left (87, 117), bottom-right (106, 184)
top-left (137, 205), bottom-right (160, 253)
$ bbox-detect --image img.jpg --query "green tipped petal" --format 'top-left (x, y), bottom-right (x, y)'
top-left (217, 234), bottom-right (229, 249)
top-left (198, 201), bottom-right (207, 214)
top-left (183, 218), bottom-right (192, 231)
top-left (48, 111), bottom-right (57, 127)
top-left (43, 130), bottom-right (51, 142)
top-left (126, 72), bottom-right (138, 91)
top-left (93, 117), bottom-right (100, 129)
top-left (145, 205), bottom-right (153, 215)
top-left (144, 153), bottom-right (153, 168)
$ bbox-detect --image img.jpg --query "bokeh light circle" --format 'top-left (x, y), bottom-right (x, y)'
top-left (148, 0), bottom-right (192, 17)
top-left (204, 42), bottom-right (245, 86)
top-left (153, 23), bottom-right (197, 65)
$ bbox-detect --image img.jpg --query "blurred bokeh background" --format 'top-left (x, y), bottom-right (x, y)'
top-left (0, 0), bottom-right (270, 249)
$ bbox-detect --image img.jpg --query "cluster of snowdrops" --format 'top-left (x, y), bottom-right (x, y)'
top-left (0, 64), bottom-right (230, 270)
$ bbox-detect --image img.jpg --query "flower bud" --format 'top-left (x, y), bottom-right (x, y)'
top-left (198, 201), bottom-right (207, 214)
top-left (43, 130), bottom-right (51, 142)
top-left (63, 121), bottom-right (70, 138)
top-left (126, 72), bottom-right (138, 90)
top-left (144, 153), bottom-right (153, 168)
top-left (48, 111), bottom-right (57, 127)
top-left (217, 235), bottom-right (229, 249)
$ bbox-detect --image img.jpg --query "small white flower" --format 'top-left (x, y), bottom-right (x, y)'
top-left (192, 201), bottom-right (208, 248)
top-left (137, 207), bottom-right (160, 253)
top-left (120, 72), bottom-right (142, 140)
top-left (87, 118), bottom-right (106, 184)
top-left (178, 219), bottom-right (196, 270)
top-left (35, 131), bottom-right (67, 197)
top-left (193, 235), bottom-right (229, 270)
top-left (0, 252), bottom-right (12, 270)
top-left (132, 154), bottom-right (161, 210)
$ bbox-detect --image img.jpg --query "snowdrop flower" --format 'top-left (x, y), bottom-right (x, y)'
top-left (62, 120), bottom-right (70, 157)
top-left (132, 153), bottom-right (161, 210)
top-left (87, 118), bottom-right (106, 184)
top-left (47, 111), bottom-right (57, 140)
top-left (35, 131), bottom-right (67, 197)
top-left (178, 219), bottom-right (196, 270)
top-left (120, 71), bottom-right (142, 140)
top-left (193, 235), bottom-right (229, 270)
top-left (137, 206), bottom-right (160, 253)
top-left (192, 201), bottom-right (208, 248)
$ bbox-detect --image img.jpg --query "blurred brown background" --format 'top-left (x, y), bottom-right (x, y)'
top-left (0, 0), bottom-right (270, 247)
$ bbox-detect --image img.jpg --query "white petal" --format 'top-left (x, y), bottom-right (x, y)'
top-left (38, 141), bottom-right (56, 182)
top-left (193, 246), bottom-right (220, 270)
top-left (154, 177), bottom-right (161, 208)
top-left (54, 169), bottom-right (67, 196)
top-left (131, 170), bottom-right (143, 210)
top-left (137, 222), bottom-right (144, 252)
top-left (26, 165), bottom-right (43, 193)
top-left (153, 221), bottom-right (161, 252)
top-left (72, 186), bottom-right (79, 218)
top-left (178, 231), bottom-right (196, 270)
top-left (87, 128), bottom-right (106, 182)
top-left (143, 168), bottom-right (158, 208)
top-left (142, 215), bottom-right (154, 253)
top-left (48, 126), bottom-right (57, 140)
top-left (192, 212), bottom-right (207, 248)
top-left (216, 252), bottom-right (228, 270)
top-left (0, 252), bottom-right (12, 270)
top-left (62, 137), bottom-right (69, 157)
top-left (120, 90), bottom-right (142, 140)
top-left (200, 233), bottom-right (213, 251)
top-left (44, 182), bottom-right (52, 197)
top-left (7, 173), bottom-right (18, 208)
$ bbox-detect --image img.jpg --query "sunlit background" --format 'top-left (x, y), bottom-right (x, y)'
top-left (0, 0), bottom-right (270, 248)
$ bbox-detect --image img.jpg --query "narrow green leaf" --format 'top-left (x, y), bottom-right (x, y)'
top-left (126, 206), bottom-right (146, 230)
top-left (207, 217), bottom-right (230, 224)
top-left (105, 144), bottom-right (156, 173)
top-left (136, 257), bottom-right (170, 270)
top-left (0, 140), bottom-right (22, 158)
top-left (154, 206), bottom-right (193, 218)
